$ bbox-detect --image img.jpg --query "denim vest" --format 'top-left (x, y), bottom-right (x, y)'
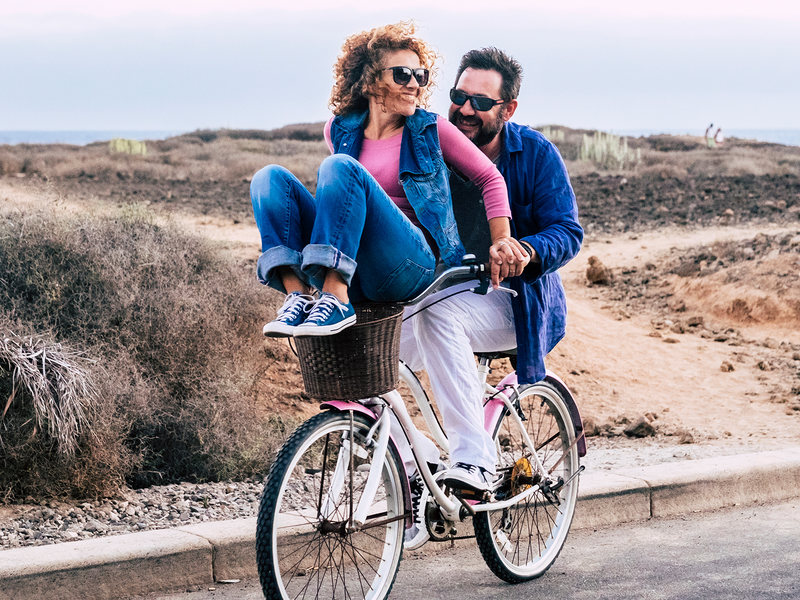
top-left (329, 108), bottom-right (465, 267)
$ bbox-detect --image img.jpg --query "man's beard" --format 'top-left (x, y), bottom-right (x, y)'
top-left (450, 108), bottom-right (504, 148)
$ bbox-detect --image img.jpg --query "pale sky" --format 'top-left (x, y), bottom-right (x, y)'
top-left (2, 0), bottom-right (799, 132)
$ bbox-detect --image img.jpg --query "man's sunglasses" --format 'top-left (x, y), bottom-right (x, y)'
top-left (384, 66), bottom-right (430, 87)
top-left (450, 88), bottom-right (505, 112)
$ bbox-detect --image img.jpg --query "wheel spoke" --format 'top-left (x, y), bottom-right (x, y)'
top-left (474, 384), bottom-right (581, 583)
top-left (256, 411), bottom-right (404, 600)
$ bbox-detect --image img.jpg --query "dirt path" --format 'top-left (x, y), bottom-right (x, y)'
top-left (3, 180), bottom-right (798, 452)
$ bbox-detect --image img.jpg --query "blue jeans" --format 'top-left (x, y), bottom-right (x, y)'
top-left (251, 154), bottom-right (436, 303)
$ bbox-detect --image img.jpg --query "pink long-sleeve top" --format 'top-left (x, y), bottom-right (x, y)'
top-left (324, 116), bottom-right (511, 233)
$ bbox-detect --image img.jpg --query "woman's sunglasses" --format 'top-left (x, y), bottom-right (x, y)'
top-left (450, 88), bottom-right (505, 112)
top-left (384, 66), bottom-right (430, 87)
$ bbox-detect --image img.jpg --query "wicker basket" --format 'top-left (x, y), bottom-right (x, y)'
top-left (294, 303), bottom-right (404, 401)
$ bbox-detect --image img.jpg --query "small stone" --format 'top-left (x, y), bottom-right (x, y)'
top-left (720, 361), bottom-right (735, 372)
top-left (179, 512), bottom-right (191, 521)
top-left (624, 417), bottom-right (656, 438)
top-left (663, 337), bottom-right (680, 344)
top-left (586, 256), bottom-right (612, 285)
top-left (582, 417), bottom-right (600, 437)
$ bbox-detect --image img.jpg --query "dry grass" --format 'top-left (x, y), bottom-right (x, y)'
top-left (1, 125), bottom-right (329, 192)
top-left (538, 125), bottom-right (800, 179)
top-left (0, 332), bottom-right (96, 457)
top-left (0, 202), bottom-right (298, 499)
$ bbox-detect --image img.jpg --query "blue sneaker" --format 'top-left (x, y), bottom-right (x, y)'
top-left (263, 292), bottom-right (314, 338)
top-left (294, 293), bottom-right (356, 337)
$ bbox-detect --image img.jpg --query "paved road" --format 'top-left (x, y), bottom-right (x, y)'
top-left (129, 499), bottom-right (799, 600)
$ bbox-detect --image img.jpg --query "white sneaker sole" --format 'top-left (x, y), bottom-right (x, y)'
top-left (262, 322), bottom-right (297, 338)
top-left (293, 314), bottom-right (356, 337)
top-left (404, 525), bottom-right (430, 551)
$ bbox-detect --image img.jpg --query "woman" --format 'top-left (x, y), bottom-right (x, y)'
top-left (251, 22), bottom-right (523, 337)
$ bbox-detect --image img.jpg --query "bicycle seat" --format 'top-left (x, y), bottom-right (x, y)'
top-left (475, 349), bottom-right (517, 370)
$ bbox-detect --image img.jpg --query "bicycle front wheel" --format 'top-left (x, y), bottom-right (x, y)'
top-left (256, 410), bottom-right (406, 600)
top-left (474, 381), bottom-right (581, 583)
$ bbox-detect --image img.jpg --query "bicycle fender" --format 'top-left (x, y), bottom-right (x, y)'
top-left (483, 372), bottom-right (518, 434)
top-left (319, 401), bottom-right (414, 527)
top-left (545, 370), bottom-right (587, 458)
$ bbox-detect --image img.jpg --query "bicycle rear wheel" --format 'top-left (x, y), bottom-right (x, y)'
top-left (256, 410), bottom-right (406, 600)
top-left (474, 381), bottom-right (581, 583)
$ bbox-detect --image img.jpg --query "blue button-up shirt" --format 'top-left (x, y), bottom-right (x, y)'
top-left (499, 122), bottom-right (583, 384)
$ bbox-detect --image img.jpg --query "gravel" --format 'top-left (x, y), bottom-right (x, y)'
top-left (0, 479), bottom-right (264, 551)
top-left (2, 436), bottom-right (795, 552)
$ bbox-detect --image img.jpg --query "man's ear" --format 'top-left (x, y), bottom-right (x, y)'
top-left (503, 99), bottom-right (518, 121)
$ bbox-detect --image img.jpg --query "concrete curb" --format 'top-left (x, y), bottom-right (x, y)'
top-left (2, 447), bottom-right (799, 600)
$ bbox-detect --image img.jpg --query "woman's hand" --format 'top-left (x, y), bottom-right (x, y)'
top-left (487, 217), bottom-right (530, 288)
top-left (488, 236), bottom-right (530, 288)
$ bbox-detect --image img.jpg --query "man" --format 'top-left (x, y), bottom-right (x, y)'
top-left (400, 47), bottom-right (583, 548)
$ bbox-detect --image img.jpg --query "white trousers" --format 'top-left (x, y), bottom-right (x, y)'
top-left (395, 281), bottom-right (516, 475)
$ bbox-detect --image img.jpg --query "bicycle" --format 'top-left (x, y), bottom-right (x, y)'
top-left (255, 258), bottom-right (587, 600)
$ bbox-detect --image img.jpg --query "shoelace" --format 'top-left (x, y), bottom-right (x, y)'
top-left (277, 294), bottom-right (311, 321)
top-left (306, 294), bottom-right (347, 323)
top-left (452, 462), bottom-right (479, 474)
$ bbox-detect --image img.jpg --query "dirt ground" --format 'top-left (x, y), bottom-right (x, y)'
top-left (2, 172), bottom-right (799, 461)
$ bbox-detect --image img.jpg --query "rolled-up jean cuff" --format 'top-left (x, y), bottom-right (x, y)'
top-left (256, 247), bottom-right (307, 293)
top-left (301, 244), bottom-right (357, 289)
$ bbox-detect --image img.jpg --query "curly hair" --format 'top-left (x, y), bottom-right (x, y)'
top-left (329, 21), bottom-right (438, 116)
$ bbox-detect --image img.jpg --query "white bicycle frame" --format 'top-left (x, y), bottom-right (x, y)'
top-left (318, 263), bottom-right (554, 527)
top-left (327, 360), bottom-right (551, 527)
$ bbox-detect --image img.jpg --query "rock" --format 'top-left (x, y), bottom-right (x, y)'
top-left (586, 256), bottom-right (612, 285)
top-left (686, 316), bottom-right (704, 327)
top-left (582, 416), bottom-right (600, 437)
top-left (663, 337), bottom-right (680, 344)
top-left (83, 520), bottom-right (108, 533)
top-left (624, 417), bottom-right (656, 438)
top-left (676, 429), bottom-right (695, 444)
top-left (720, 361), bottom-right (735, 372)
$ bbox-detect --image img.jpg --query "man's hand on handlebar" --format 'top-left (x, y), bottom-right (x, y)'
top-left (488, 236), bottom-right (530, 288)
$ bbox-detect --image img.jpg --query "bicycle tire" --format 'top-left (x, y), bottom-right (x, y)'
top-left (474, 381), bottom-right (581, 583)
top-left (256, 410), bottom-right (406, 600)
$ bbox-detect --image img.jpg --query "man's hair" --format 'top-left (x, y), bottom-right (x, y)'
top-left (454, 47), bottom-right (522, 102)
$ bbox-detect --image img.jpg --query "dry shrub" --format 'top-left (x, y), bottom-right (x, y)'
top-left (3, 132), bottom-right (328, 188)
top-left (639, 163), bottom-right (690, 180)
top-left (0, 204), bottom-right (293, 498)
top-left (0, 151), bottom-right (22, 176)
top-left (0, 321), bottom-right (134, 501)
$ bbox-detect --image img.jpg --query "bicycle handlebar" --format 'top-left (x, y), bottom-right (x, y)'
top-left (400, 255), bottom-right (506, 307)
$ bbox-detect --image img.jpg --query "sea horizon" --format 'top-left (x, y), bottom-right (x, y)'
top-left (2, 128), bottom-right (799, 148)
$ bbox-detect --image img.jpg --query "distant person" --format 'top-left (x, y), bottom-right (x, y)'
top-left (705, 123), bottom-right (716, 148)
top-left (250, 22), bottom-right (515, 337)
top-left (714, 127), bottom-right (724, 147)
